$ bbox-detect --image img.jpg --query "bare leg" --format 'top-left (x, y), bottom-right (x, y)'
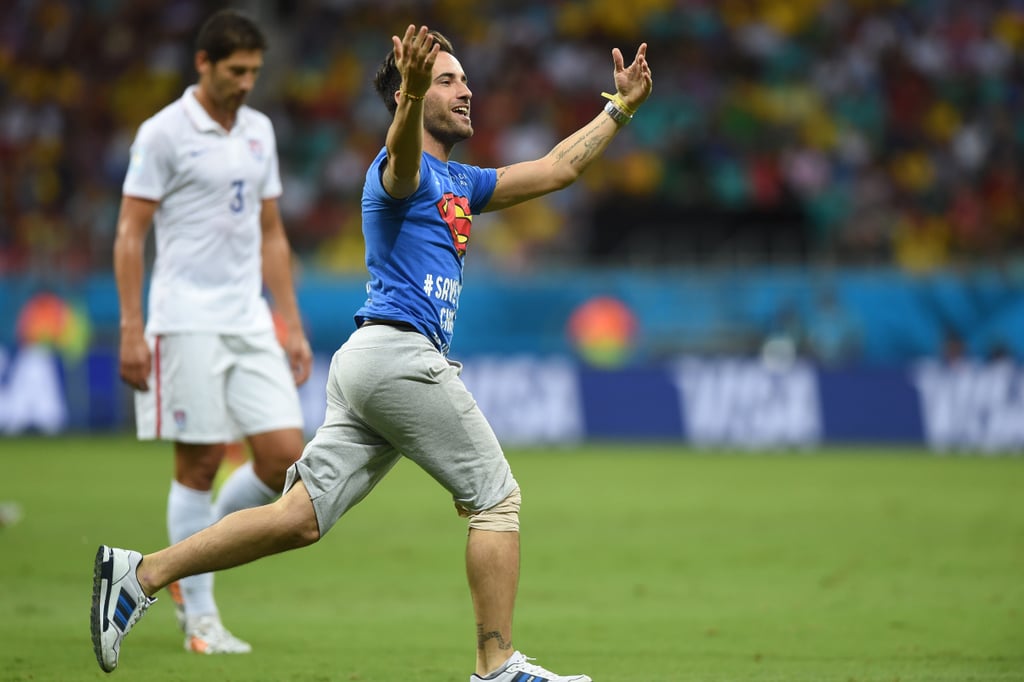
top-left (467, 528), bottom-right (519, 676)
top-left (174, 442), bottom-right (225, 490)
top-left (211, 428), bottom-right (304, 518)
top-left (135, 481), bottom-right (320, 597)
top-left (246, 427), bottom-right (305, 492)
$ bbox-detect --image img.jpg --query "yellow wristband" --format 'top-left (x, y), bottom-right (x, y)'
top-left (401, 90), bottom-right (425, 101)
top-left (601, 91), bottom-right (636, 117)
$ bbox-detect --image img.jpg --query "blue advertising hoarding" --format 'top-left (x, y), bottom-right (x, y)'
top-left (4, 345), bottom-right (1021, 454)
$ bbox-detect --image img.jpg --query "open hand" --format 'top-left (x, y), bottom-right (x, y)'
top-left (612, 43), bottom-right (653, 112)
top-left (393, 24), bottom-right (439, 98)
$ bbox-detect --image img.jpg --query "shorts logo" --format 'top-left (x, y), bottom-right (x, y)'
top-left (436, 192), bottom-right (473, 257)
top-left (173, 409), bottom-right (187, 430)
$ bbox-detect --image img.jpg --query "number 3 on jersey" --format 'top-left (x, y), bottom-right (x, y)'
top-left (230, 179), bottom-right (245, 213)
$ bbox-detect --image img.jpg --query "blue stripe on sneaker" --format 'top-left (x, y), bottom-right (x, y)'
top-left (512, 674), bottom-right (547, 682)
top-left (113, 592), bottom-right (136, 630)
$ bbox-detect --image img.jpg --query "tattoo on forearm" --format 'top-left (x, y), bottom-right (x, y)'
top-left (477, 624), bottom-right (512, 651)
top-left (555, 122), bottom-right (611, 168)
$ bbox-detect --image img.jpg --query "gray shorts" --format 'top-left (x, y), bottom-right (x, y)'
top-left (285, 324), bottom-right (517, 535)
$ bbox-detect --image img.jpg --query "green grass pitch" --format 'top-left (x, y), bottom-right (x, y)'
top-left (0, 435), bottom-right (1022, 681)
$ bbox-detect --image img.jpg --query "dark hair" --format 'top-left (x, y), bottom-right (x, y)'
top-left (195, 9), bottom-right (267, 64)
top-left (373, 30), bottom-right (454, 116)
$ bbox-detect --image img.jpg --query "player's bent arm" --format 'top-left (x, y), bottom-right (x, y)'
top-left (260, 198), bottom-right (312, 385)
top-left (113, 195), bottom-right (157, 389)
top-left (484, 111), bottom-right (623, 212)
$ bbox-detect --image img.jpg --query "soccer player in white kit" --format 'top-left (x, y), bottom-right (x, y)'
top-left (112, 9), bottom-right (311, 656)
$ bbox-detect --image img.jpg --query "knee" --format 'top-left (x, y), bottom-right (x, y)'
top-left (252, 456), bottom-right (299, 494)
top-left (273, 485), bottom-right (322, 549)
top-left (250, 432), bottom-right (305, 490)
top-left (458, 486), bottom-right (521, 532)
top-left (175, 443), bottom-right (226, 490)
top-left (287, 516), bottom-right (321, 548)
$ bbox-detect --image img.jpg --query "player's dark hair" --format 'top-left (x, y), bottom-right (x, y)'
top-left (374, 30), bottom-right (454, 116)
top-left (195, 9), bottom-right (267, 63)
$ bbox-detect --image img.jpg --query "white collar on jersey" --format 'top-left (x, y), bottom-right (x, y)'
top-left (181, 85), bottom-right (248, 135)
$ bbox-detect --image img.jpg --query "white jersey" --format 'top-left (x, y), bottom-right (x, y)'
top-left (123, 85), bottom-right (283, 334)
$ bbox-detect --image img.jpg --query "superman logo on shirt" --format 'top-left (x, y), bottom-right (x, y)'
top-left (436, 192), bottom-right (472, 257)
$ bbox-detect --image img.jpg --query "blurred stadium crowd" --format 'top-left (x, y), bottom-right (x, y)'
top-left (1, 0), bottom-right (1023, 279)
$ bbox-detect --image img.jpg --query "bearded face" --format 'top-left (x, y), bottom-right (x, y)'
top-left (421, 52), bottom-right (474, 148)
top-left (198, 49), bottom-right (263, 115)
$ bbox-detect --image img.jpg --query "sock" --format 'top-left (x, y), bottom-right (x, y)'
top-left (212, 460), bottom-right (277, 519)
top-left (167, 480), bottom-right (218, 617)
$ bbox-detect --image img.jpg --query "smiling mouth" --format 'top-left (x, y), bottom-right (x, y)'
top-left (453, 105), bottom-right (470, 120)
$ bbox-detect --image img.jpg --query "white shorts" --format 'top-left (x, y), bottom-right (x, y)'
top-left (134, 331), bottom-right (303, 443)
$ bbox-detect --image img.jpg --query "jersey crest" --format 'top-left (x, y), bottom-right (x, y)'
top-left (248, 138), bottom-right (264, 161)
top-left (436, 192), bottom-right (473, 257)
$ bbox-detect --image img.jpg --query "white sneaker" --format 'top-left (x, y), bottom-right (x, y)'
top-left (91, 546), bottom-right (156, 672)
top-left (471, 651), bottom-right (592, 681)
top-left (184, 614), bottom-right (252, 654)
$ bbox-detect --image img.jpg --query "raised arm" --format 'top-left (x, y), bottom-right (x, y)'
top-left (381, 25), bottom-right (440, 199)
top-left (484, 43), bottom-right (653, 212)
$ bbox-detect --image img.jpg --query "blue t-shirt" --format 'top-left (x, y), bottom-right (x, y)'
top-left (355, 148), bottom-right (497, 355)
